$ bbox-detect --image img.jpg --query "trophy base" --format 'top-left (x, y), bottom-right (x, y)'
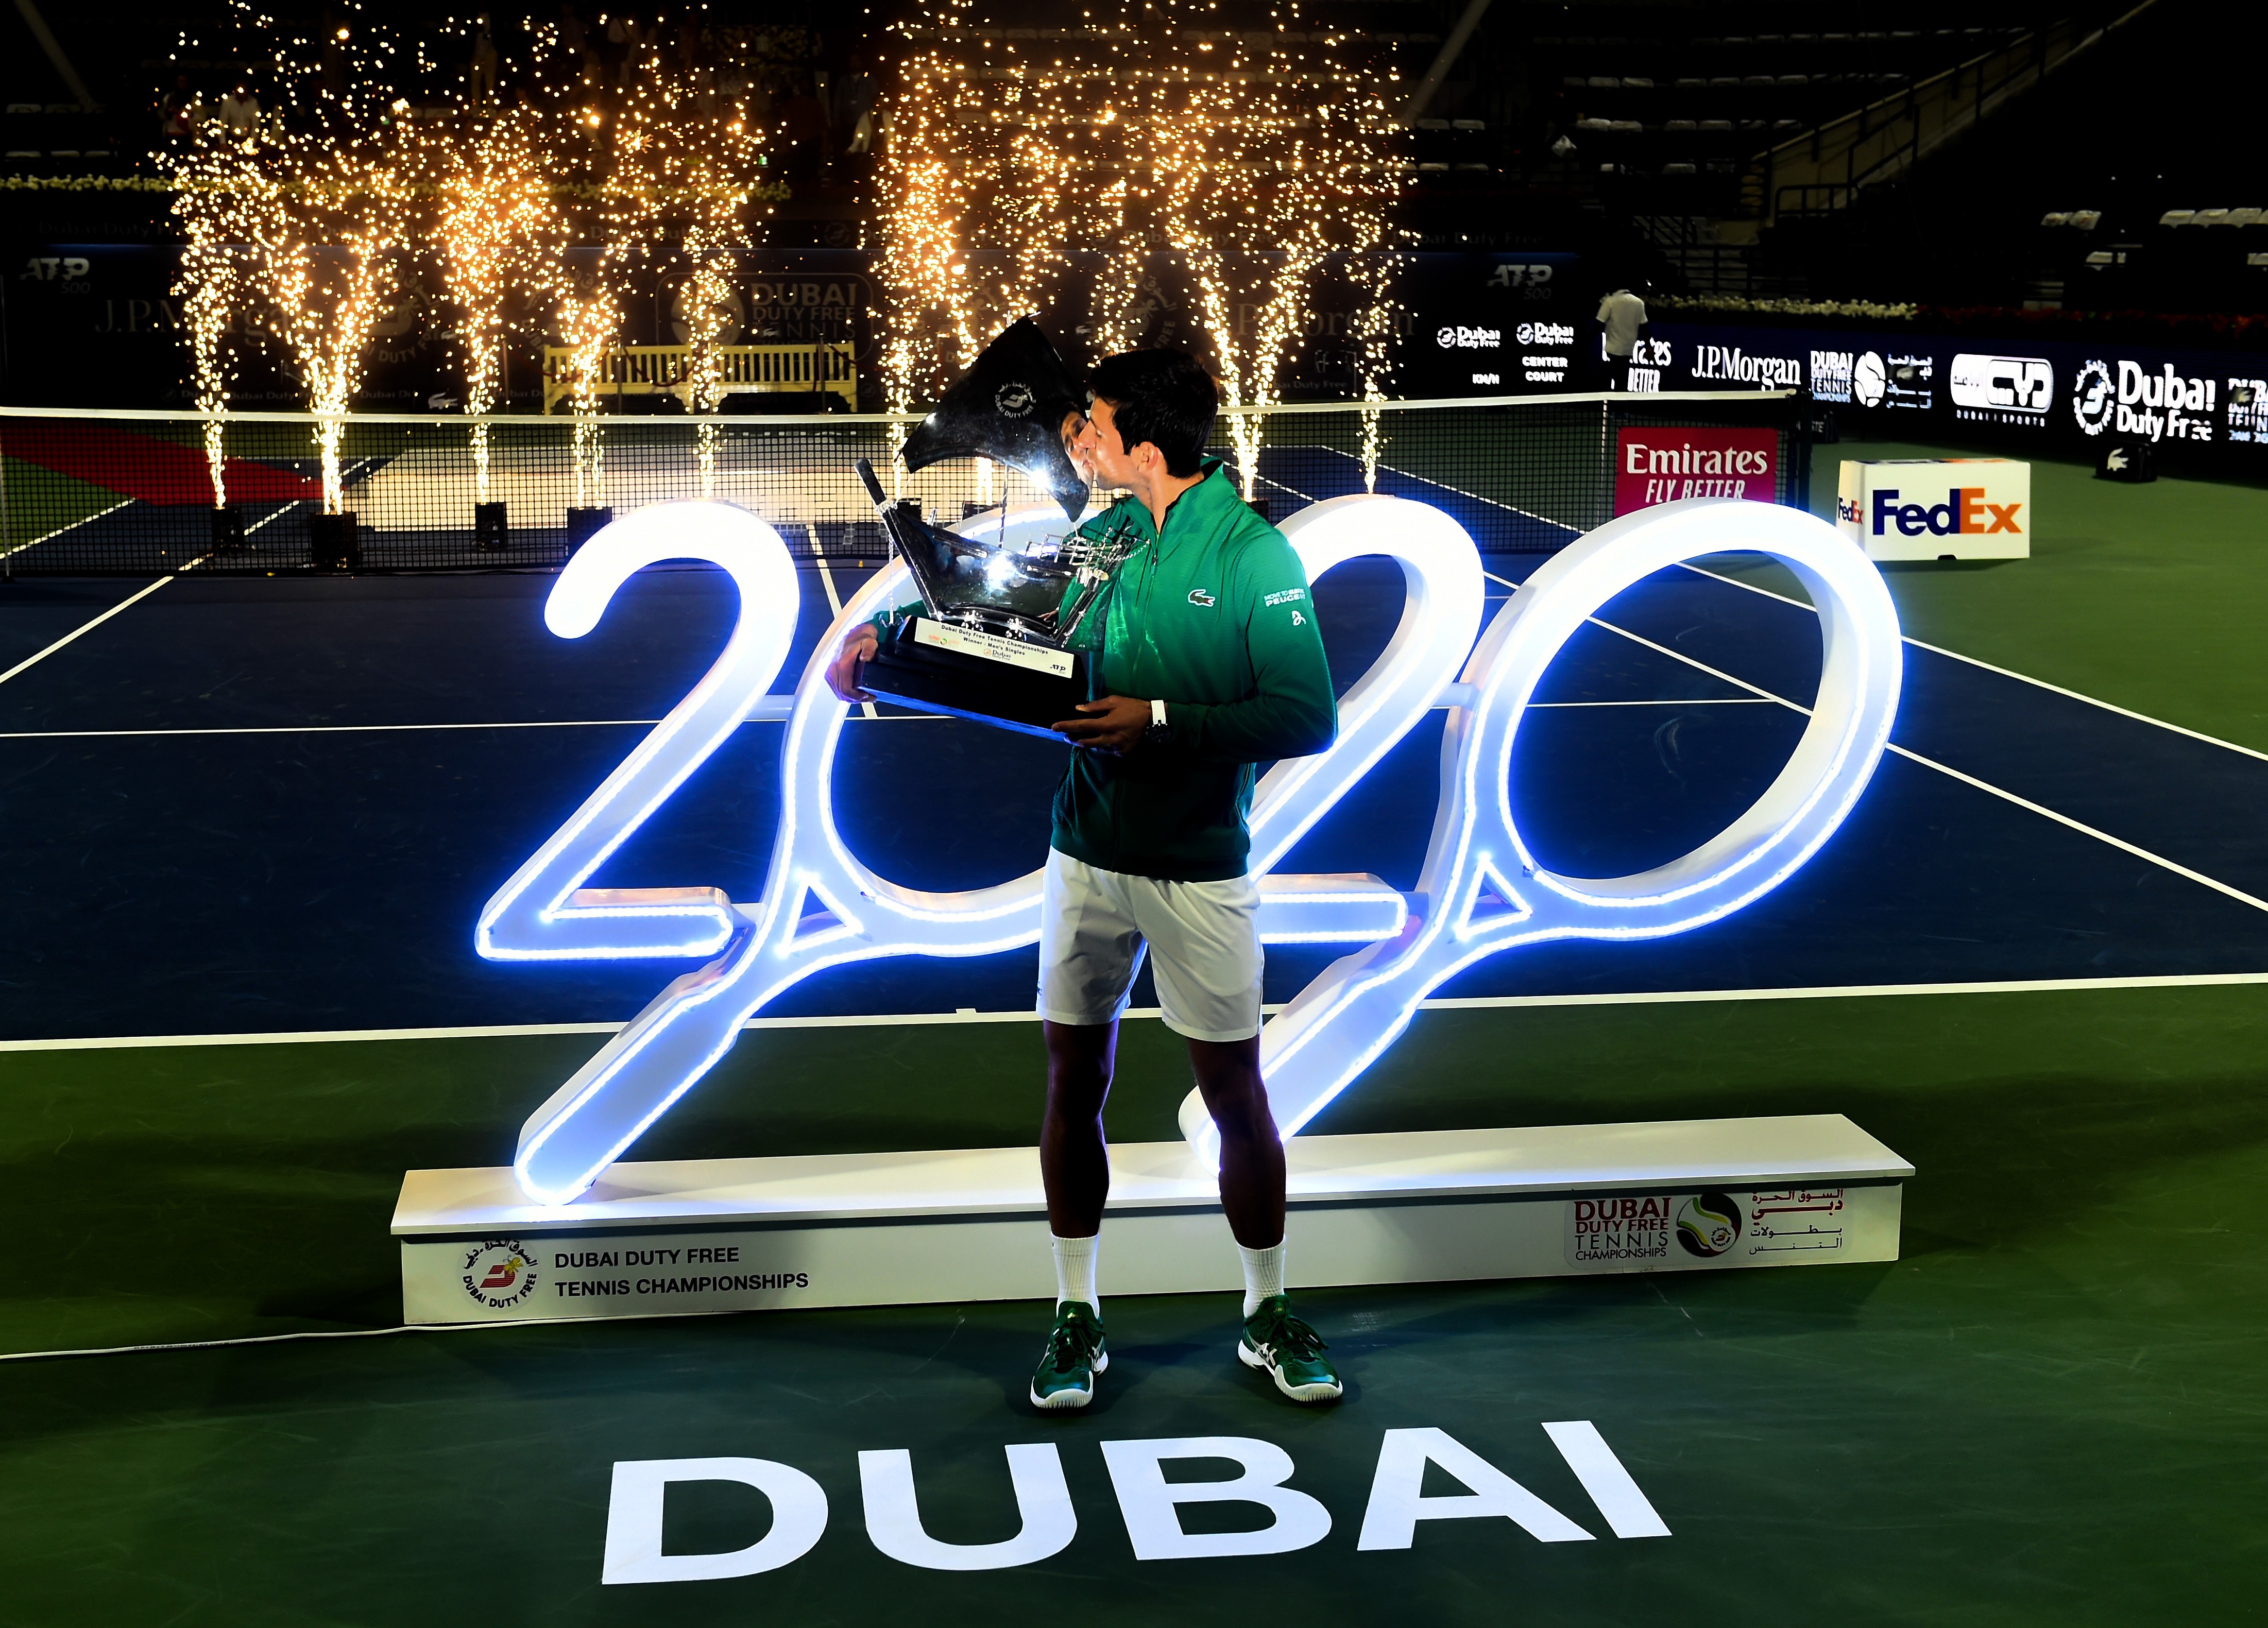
top-left (859, 617), bottom-right (1087, 741)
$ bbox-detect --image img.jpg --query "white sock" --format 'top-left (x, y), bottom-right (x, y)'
top-left (1052, 1233), bottom-right (1099, 1313)
top-left (1238, 1241), bottom-right (1286, 1318)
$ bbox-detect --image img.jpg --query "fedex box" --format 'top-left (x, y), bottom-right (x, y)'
top-left (1837, 458), bottom-right (2030, 561)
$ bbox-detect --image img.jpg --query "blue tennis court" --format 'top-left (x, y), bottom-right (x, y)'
top-left (3, 445), bottom-right (2264, 1624)
top-left (4, 469), bottom-right (2263, 1046)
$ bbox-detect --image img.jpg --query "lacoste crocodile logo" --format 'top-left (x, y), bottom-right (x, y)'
top-left (1188, 589), bottom-right (1216, 607)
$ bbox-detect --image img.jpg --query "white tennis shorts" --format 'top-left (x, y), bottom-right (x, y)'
top-left (1037, 849), bottom-right (1264, 1041)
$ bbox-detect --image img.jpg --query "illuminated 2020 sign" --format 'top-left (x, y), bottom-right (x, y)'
top-left (480, 494), bottom-right (1901, 1204)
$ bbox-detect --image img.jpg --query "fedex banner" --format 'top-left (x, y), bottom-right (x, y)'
top-left (1613, 427), bottom-right (1780, 516)
top-left (1835, 458), bottom-right (2030, 561)
top-left (1652, 320), bottom-right (2268, 473)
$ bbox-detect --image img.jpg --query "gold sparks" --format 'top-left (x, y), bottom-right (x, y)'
top-left (166, 3), bottom-right (784, 515)
top-left (874, 0), bottom-right (1409, 493)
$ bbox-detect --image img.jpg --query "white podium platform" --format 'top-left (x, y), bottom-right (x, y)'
top-left (395, 1116), bottom-right (1912, 1324)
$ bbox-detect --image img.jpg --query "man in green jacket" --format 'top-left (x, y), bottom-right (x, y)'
top-left (827, 348), bottom-right (1345, 1410)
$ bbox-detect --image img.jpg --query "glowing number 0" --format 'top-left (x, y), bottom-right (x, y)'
top-left (482, 494), bottom-right (1899, 1204)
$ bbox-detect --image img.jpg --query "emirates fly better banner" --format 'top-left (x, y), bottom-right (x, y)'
top-left (1613, 426), bottom-right (1782, 516)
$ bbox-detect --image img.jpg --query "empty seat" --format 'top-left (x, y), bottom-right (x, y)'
top-left (2228, 208), bottom-right (2262, 226)
top-left (1662, 161), bottom-right (1697, 174)
top-left (2194, 208), bottom-right (2232, 226)
top-left (1622, 76), bottom-right (1654, 88)
top-left (1664, 118), bottom-right (1698, 131)
top-left (2157, 210), bottom-right (2195, 227)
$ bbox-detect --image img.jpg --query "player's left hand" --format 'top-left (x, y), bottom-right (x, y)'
top-left (1053, 694), bottom-right (1150, 754)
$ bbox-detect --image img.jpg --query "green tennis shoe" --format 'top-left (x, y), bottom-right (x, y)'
top-left (1238, 1295), bottom-right (1343, 1403)
top-left (1029, 1300), bottom-right (1109, 1410)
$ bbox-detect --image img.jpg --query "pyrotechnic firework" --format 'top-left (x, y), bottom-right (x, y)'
top-left (876, 1), bottom-right (1408, 496)
top-left (168, 3), bottom-right (780, 524)
top-left (172, 188), bottom-right (248, 509)
top-left (435, 105), bottom-right (568, 503)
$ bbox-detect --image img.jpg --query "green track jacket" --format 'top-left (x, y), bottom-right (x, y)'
top-left (877, 461), bottom-right (1336, 881)
top-left (1053, 462), bottom-right (1336, 880)
top-left (866, 465), bottom-right (1324, 880)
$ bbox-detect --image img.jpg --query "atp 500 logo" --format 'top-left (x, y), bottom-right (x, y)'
top-left (479, 496), bottom-right (1901, 1205)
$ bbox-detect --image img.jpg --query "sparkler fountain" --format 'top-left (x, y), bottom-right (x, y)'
top-left (875, 0), bottom-right (1409, 488)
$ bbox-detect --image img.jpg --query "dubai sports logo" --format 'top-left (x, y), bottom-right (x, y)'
top-left (462, 1240), bottom-right (541, 1309)
top-left (1675, 1192), bottom-right (1742, 1257)
top-left (2073, 359), bottom-right (2116, 436)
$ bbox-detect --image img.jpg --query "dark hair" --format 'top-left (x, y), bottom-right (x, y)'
top-left (1089, 348), bottom-right (1218, 477)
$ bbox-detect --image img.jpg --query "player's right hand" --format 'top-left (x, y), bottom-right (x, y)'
top-left (827, 624), bottom-right (880, 704)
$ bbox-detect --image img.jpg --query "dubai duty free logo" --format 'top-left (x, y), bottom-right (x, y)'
top-left (2073, 359), bottom-right (2116, 436)
top-left (462, 1239), bottom-right (541, 1309)
top-left (993, 381), bottom-right (1035, 418)
top-left (1675, 1192), bottom-right (1742, 1258)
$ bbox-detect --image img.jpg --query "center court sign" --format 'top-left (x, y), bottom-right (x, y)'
top-left (600, 1423), bottom-right (1669, 1583)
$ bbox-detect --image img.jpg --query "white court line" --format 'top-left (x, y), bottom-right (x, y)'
top-left (0, 706), bottom-right (973, 741)
top-left (0, 495), bottom-right (134, 559)
top-left (0, 696), bottom-right (1762, 742)
top-left (0, 1310), bottom-right (743, 1365)
top-left (0, 575), bottom-right (177, 687)
top-left (10, 971), bottom-right (2268, 1055)
top-left (1678, 559), bottom-right (2268, 767)
top-left (1586, 613), bottom-right (2268, 917)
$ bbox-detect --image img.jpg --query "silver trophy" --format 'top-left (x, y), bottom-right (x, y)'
top-left (854, 321), bottom-right (1137, 738)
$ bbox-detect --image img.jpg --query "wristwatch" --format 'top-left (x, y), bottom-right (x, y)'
top-left (1144, 697), bottom-right (1171, 750)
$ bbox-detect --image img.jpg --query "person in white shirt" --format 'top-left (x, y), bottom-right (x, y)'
top-left (1595, 284), bottom-right (1649, 391)
top-left (217, 87), bottom-right (260, 135)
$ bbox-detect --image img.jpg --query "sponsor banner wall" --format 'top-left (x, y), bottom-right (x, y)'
top-left (1653, 320), bottom-right (2268, 471)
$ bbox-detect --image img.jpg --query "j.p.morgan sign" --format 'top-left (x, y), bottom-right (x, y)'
top-left (601, 1423), bottom-right (1668, 1583)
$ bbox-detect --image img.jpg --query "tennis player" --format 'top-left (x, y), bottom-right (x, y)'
top-left (828, 348), bottom-right (1344, 1408)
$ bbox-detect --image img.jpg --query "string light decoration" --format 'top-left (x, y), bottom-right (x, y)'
top-left (875, 2), bottom-right (1409, 494)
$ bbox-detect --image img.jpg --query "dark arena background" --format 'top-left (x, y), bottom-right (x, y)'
top-left (1, 0), bottom-right (2262, 1622)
